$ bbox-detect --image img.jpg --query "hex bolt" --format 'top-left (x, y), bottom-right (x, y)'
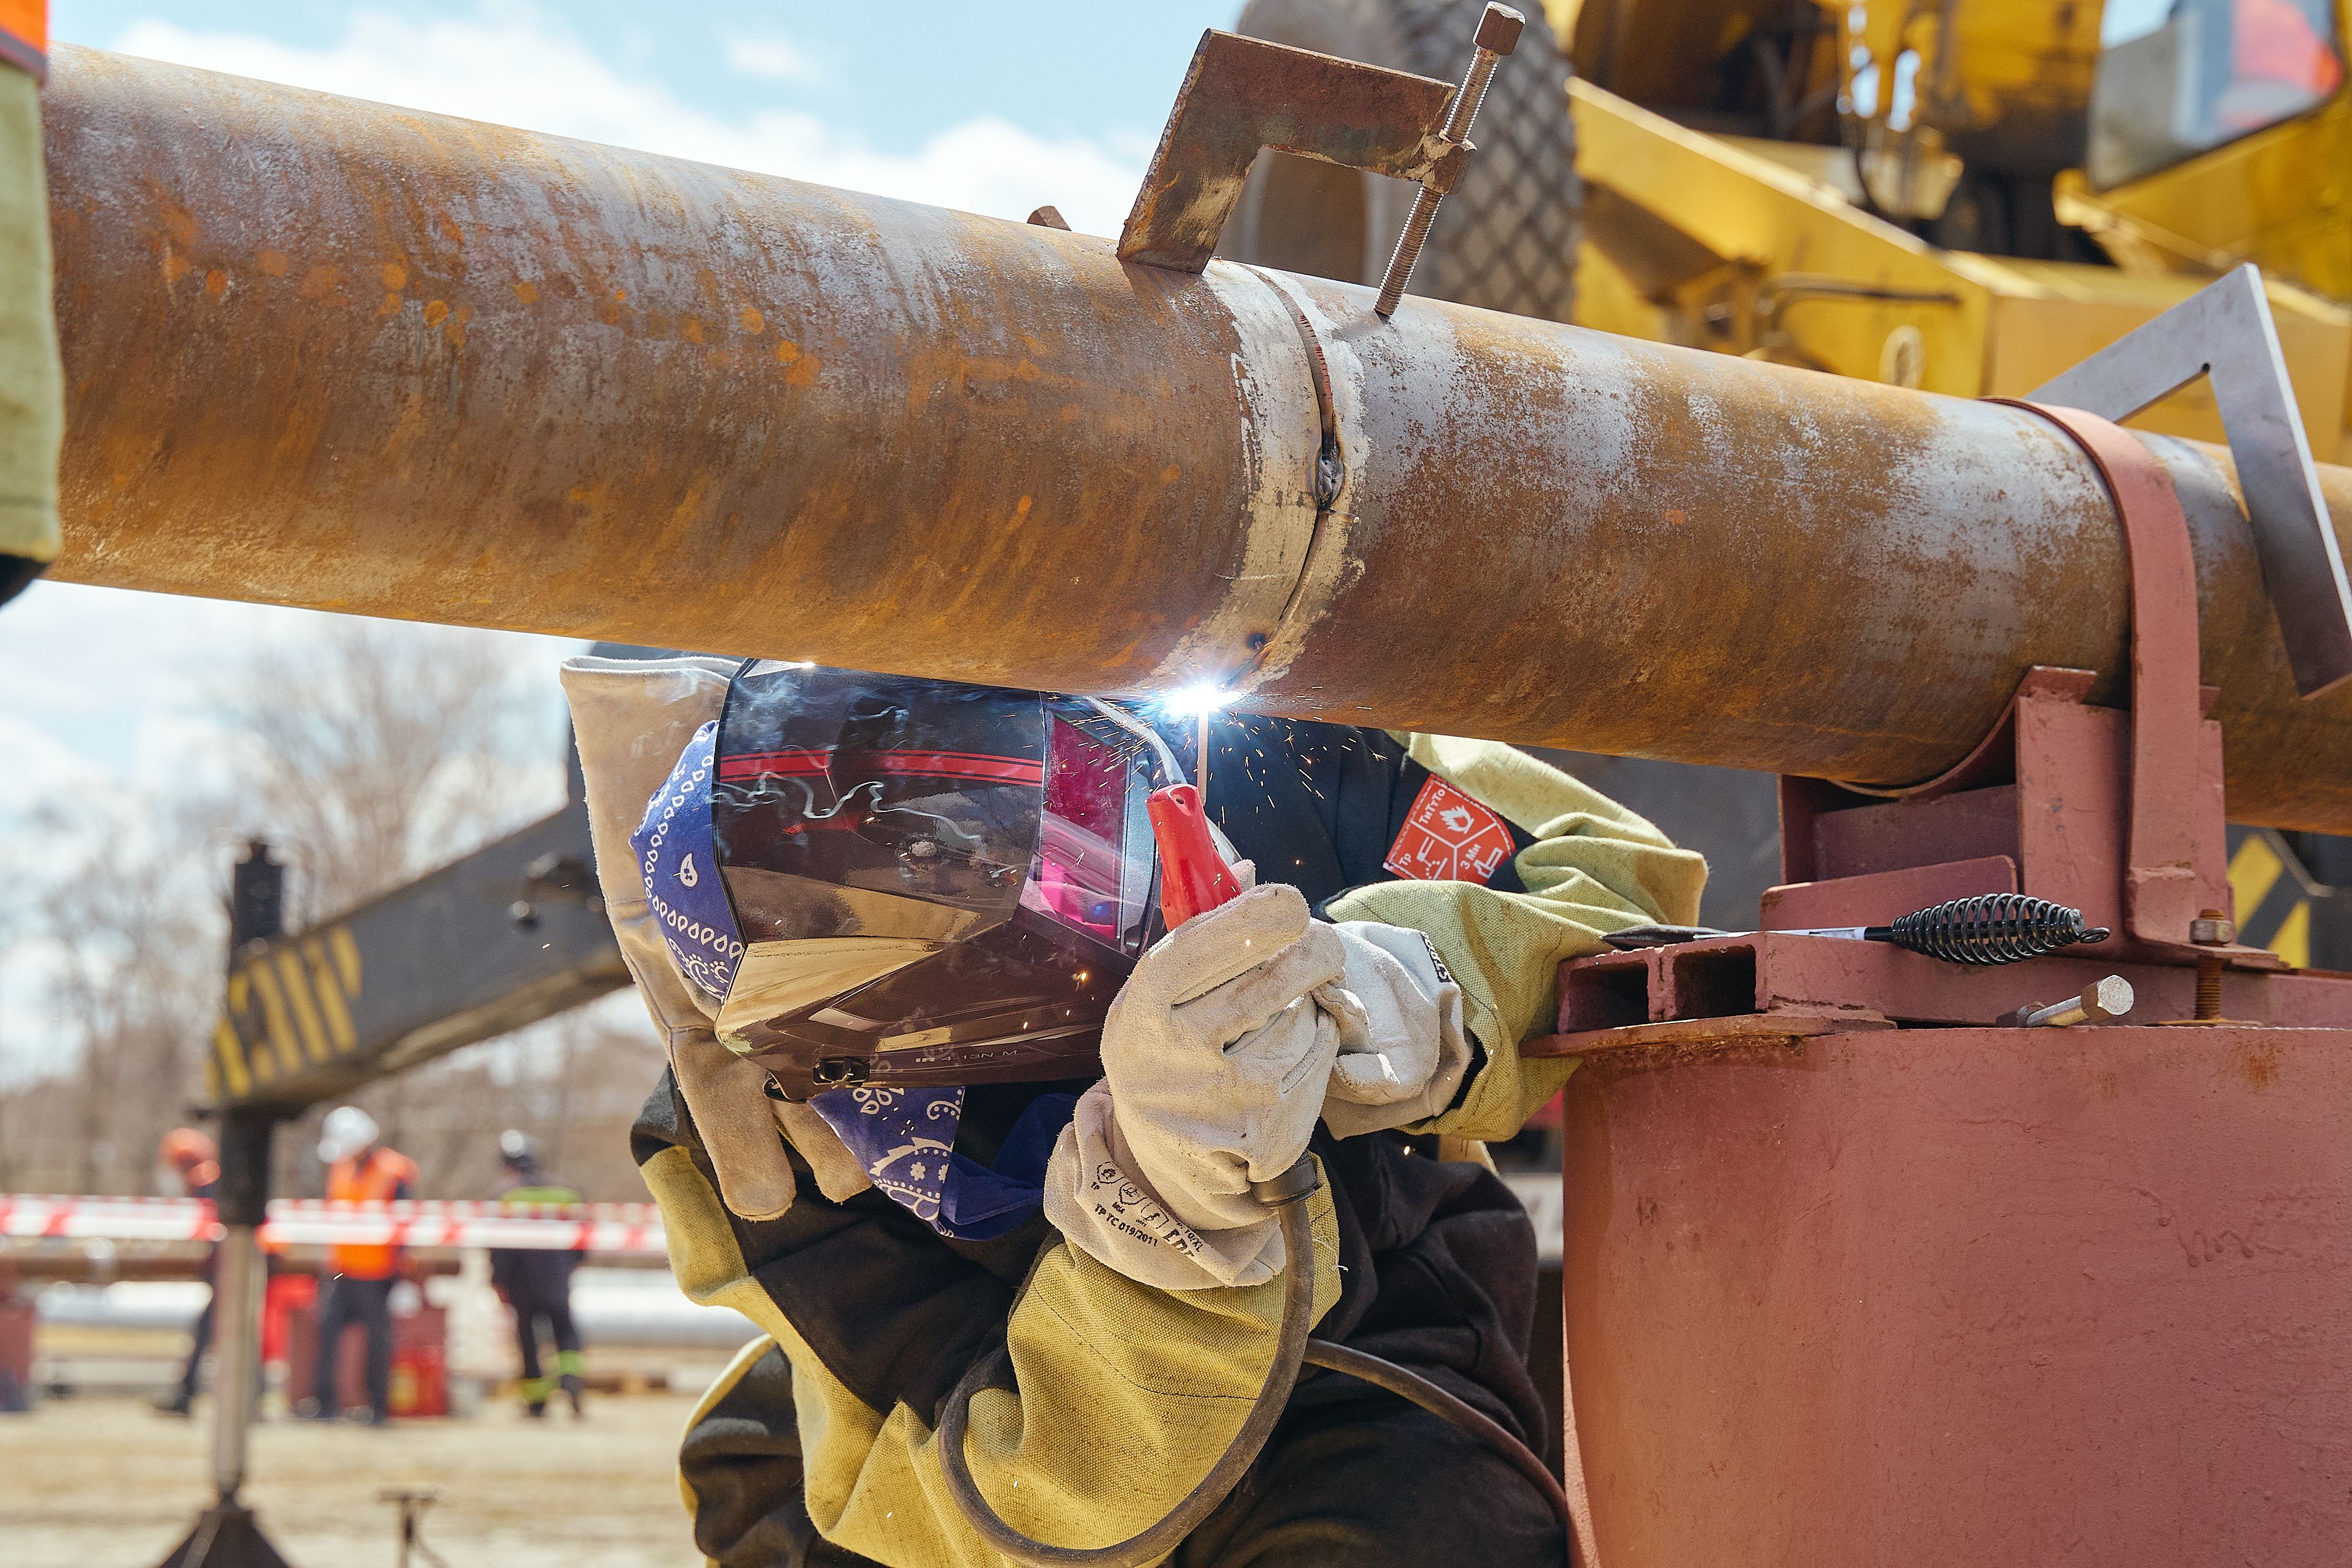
top-left (1373, 4), bottom-right (1524, 318)
top-left (2190, 906), bottom-right (2235, 1021)
top-left (2015, 975), bottom-right (2135, 1028)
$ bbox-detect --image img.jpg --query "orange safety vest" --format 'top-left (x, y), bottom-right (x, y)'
top-left (326, 1147), bottom-right (419, 1280)
top-left (0, 1), bottom-right (45, 82)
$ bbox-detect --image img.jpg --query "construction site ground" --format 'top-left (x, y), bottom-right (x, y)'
top-left (1, 1382), bottom-right (724, 1566)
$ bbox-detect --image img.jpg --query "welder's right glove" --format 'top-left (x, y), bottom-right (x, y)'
top-left (1045, 882), bottom-right (1347, 1289)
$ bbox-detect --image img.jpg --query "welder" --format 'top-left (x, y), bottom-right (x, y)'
top-left (562, 655), bottom-right (1703, 1566)
top-left (490, 1128), bottom-right (588, 1418)
top-left (299, 1105), bottom-right (417, 1425)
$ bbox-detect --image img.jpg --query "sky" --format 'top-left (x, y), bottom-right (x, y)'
top-left (0, 1), bottom-right (1236, 1073)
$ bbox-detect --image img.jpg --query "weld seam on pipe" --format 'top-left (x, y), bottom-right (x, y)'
top-left (1238, 268), bottom-right (1377, 701)
top-left (1148, 262), bottom-right (1325, 690)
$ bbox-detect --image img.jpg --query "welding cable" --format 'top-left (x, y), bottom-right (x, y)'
top-left (1299, 1338), bottom-right (1575, 1536)
top-left (936, 1155), bottom-right (1574, 1563)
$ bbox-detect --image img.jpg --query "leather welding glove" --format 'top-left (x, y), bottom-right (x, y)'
top-left (560, 656), bottom-right (867, 1220)
top-left (1045, 882), bottom-right (1346, 1288)
top-left (1318, 922), bottom-right (1474, 1139)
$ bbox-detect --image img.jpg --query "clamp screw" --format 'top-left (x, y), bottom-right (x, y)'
top-left (2191, 907), bottom-right (2233, 1021)
top-left (1373, 4), bottom-right (1524, 318)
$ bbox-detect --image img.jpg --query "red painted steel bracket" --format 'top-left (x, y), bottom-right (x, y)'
top-left (1994, 399), bottom-right (2215, 955)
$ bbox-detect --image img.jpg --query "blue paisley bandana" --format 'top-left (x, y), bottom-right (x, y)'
top-left (632, 720), bottom-right (744, 999)
top-left (810, 1086), bottom-right (1078, 1241)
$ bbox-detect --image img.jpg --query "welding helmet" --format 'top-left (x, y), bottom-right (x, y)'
top-left (633, 661), bottom-right (1184, 1097)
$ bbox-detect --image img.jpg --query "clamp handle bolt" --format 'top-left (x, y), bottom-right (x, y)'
top-left (1374, 4), bottom-right (1523, 318)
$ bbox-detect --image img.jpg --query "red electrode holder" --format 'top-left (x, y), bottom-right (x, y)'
top-left (1148, 784), bottom-right (1242, 927)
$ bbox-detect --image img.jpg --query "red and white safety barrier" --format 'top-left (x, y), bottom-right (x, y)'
top-left (0, 1193), bottom-right (667, 1256)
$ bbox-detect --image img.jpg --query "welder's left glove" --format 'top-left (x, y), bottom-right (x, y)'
top-left (1318, 921), bottom-right (1473, 1139)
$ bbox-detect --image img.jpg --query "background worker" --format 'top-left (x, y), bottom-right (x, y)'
top-left (489, 1128), bottom-right (587, 1418)
top-left (564, 656), bottom-right (1704, 1565)
top-left (153, 1127), bottom-right (220, 1416)
top-left (300, 1105), bottom-right (416, 1426)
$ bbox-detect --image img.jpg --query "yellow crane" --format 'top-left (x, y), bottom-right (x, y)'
top-left (1558, 0), bottom-right (2352, 457)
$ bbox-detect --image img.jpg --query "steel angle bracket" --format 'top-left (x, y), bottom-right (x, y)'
top-left (2030, 263), bottom-right (2352, 697)
top-left (1117, 29), bottom-right (1465, 273)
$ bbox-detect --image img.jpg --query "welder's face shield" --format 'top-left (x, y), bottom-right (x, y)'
top-left (1021, 711), bottom-right (1167, 955)
top-left (689, 662), bottom-right (1178, 1094)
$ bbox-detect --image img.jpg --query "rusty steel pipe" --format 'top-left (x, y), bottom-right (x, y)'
top-left (39, 46), bottom-right (2352, 830)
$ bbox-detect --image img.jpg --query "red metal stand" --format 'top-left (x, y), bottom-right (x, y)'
top-left (1773, 401), bottom-right (2254, 969)
top-left (1531, 406), bottom-right (2352, 1566)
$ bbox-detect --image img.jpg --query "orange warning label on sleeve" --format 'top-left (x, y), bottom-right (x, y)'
top-left (1384, 775), bottom-right (1514, 883)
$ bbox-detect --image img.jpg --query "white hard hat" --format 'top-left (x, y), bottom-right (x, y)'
top-left (318, 1105), bottom-right (380, 1165)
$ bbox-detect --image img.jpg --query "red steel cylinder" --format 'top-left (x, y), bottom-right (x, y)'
top-left (1559, 1025), bottom-right (2352, 1566)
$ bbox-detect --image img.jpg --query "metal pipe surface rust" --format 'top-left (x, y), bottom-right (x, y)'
top-left (39, 46), bottom-right (2352, 830)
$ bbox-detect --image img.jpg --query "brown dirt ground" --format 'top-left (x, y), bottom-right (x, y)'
top-left (0, 1389), bottom-right (713, 1567)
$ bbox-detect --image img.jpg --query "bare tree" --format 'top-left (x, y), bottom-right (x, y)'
top-left (198, 619), bottom-right (562, 922)
top-left (0, 797), bottom-right (220, 1193)
top-left (383, 1001), bottom-right (666, 1201)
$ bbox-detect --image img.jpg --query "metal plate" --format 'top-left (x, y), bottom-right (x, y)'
top-left (1117, 29), bottom-right (1458, 273)
top-left (2032, 264), bottom-right (2352, 697)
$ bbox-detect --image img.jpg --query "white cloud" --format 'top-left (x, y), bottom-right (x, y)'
top-left (110, 9), bottom-right (1145, 235)
top-left (724, 32), bottom-right (820, 86)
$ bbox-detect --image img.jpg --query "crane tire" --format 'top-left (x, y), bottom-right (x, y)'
top-left (1222, 0), bottom-right (1581, 323)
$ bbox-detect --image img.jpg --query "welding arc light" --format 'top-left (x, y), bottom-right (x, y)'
top-left (1158, 683), bottom-right (1237, 721)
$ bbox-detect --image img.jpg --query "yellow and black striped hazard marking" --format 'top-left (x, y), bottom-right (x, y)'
top-left (204, 924), bottom-right (363, 1104)
top-left (2227, 828), bottom-right (2327, 969)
